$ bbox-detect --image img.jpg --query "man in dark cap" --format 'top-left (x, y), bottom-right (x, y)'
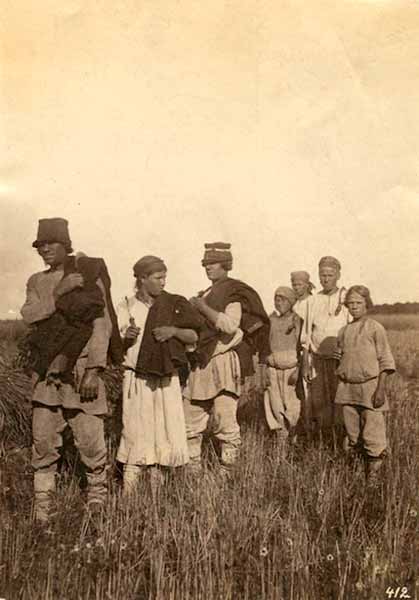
top-left (21, 218), bottom-right (116, 523)
top-left (183, 242), bottom-right (270, 474)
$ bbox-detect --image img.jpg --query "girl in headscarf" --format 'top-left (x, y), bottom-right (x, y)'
top-left (263, 286), bottom-right (302, 450)
top-left (116, 256), bottom-right (202, 493)
top-left (290, 270), bottom-right (315, 432)
top-left (290, 271), bottom-right (315, 321)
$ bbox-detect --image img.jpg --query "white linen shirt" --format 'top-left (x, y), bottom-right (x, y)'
top-left (300, 288), bottom-right (350, 357)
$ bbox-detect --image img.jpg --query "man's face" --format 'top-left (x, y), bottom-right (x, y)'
top-left (291, 279), bottom-right (308, 298)
top-left (205, 262), bottom-right (227, 282)
top-left (140, 270), bottom-right (167, 297)
top-left (319, 267), bottom-right (339, 292)
top-left (37, 242), bottom-right (67, 268)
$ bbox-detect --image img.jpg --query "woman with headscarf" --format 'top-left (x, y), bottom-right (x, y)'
top-left (290, 270), bottom-right (315, 321)
top-left (116, 255), bottom-right (203, 493)
top-left (290, 270), bottom-right (315, 430)
top-left (263, 286), bottom-right (302, 450)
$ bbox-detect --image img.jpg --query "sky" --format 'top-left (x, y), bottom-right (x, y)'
top-left (1, 0), bottom-right (419, 318)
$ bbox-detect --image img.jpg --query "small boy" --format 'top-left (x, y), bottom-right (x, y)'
top-left (263, 287), bottom-right (302, 449)
top-left (335, 285), bottom-right (395, 484)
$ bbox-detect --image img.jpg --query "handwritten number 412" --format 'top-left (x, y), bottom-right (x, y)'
top-left (386, 587), bottom-right (411, 599)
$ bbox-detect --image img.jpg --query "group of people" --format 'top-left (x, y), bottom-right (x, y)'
top-left (20, 218), bottom-right (395, 524)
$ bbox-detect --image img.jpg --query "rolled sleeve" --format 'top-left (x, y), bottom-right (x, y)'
top-left (215, 302), bottom-right (241, 334)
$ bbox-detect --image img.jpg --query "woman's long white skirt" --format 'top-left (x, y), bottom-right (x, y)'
top-left (117, 371), bottom-right (189, 467)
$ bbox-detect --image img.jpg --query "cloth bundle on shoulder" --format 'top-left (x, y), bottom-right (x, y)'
top-left (27, 255), bottom-right (122, 383)
top-left (191, 278), bottom-right (271, 378)
top-left (135, 291), bottom-right (204, 382)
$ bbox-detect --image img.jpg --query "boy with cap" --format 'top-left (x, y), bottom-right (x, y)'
top-left (21, 218), bottom-right (116, 523)
top-left (300, 256), bottom-right (350, 437)
top-left (184, 242), bottom-right (270, 473)
top-left (263, 286), bottom-right (302, 450)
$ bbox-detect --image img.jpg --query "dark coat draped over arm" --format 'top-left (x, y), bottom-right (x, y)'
top-left (26, 256), bottom-right (122, 382)
top-left (135, 291), bottom-right (204, 380)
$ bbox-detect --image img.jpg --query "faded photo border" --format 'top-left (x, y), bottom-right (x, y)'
top-left (1, 2), bottom-right (418, 599)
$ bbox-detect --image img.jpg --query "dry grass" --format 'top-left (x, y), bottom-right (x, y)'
top-left (372, 313), bottom-right (419, 332)
top-left (0, 320), bottom-right (418, 599)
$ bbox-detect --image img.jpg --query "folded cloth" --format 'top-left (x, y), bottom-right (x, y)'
top-left (135, 291), bottom-right (204, 382)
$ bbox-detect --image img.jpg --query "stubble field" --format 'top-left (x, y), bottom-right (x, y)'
top-left (0, 317), bottom-right (418, 600)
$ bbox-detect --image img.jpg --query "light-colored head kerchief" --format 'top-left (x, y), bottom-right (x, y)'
top-left (274, 286), bottom-right (297, 307)
top-left (318, 256), bottom-right (341, 272)
top-left (291, 270), bottom-right (316, 292)
top-left (290, 270), bottom-right (310, 282)
top-left (133, 255), bottom-right (167, 278)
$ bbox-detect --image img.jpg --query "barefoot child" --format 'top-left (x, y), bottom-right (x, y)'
top-left (263, 287), bottom-right (302, 447)
top-left (335, 285), bottom-right (395, 484)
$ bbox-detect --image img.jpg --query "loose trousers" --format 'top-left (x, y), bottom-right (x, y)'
top-left (32, 404), bottom-right (107, 504)
top-left (183, 394), bottom-right (241, 466)
top-left (342, 404), bottom-right (387, 458)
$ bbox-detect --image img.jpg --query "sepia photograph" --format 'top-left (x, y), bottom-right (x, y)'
top-left (1, 1), bottom-right (418, 598)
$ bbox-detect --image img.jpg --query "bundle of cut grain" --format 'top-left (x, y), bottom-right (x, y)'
top-left (0, 355), bottom-right (32, 454)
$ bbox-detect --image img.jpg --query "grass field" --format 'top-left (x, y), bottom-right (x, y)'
top-left (0, 318), bottom-right (418, 599)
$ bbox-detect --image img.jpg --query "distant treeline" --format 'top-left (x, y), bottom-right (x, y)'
top-left (370, 302), bottom-right (419, 315)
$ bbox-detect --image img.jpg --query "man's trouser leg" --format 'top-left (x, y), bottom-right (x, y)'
top-left (32, 404), bottom-right (67, 522)
top-left (67, 410), bottom-right (107, 507)
top-left (183, 398), bottom-right (211, 469)
top-left (311, 357), bottom-right (340, 428)
top-left (212, 393), bottom-right (241, 467)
